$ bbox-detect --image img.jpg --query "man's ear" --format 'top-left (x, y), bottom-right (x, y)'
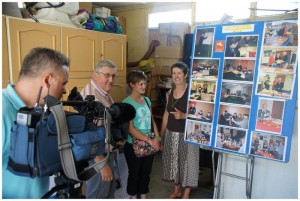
top-left (43, 73), bottom-right (52, 89)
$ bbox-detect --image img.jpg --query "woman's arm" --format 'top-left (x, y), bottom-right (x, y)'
top-left (160, 89), bottom-right (171, 137)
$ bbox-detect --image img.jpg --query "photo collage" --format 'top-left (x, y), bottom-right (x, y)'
top-left (185, 20), bottom-right (297, 162)
top-left (251, 20), bottom-right (298, 161)
top-left (215, 34), bottom-right (259, 154)
top-left (186, 27), bottom-right (216, 146)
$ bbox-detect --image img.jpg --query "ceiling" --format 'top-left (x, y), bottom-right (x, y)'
top-left (92, 2), bottom-right (147, 10)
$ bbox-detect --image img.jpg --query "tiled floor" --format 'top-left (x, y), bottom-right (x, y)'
top-left (148, 151), bottom-right (214, 199)
top-left (114, 151), bottom-right (214, 199)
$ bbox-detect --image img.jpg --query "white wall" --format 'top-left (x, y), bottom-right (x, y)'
top-left (219, 107), bottom-right (298, 199)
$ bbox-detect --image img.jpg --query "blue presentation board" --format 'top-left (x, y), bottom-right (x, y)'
top-left (184, 19), bottom-right (298, 163)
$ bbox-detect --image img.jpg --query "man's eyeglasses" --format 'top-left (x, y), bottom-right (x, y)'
top-left (97, 72), bottom-right (117, 80)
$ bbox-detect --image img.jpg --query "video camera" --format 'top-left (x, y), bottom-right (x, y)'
top-left (8, 86), bottom-right (135, 198)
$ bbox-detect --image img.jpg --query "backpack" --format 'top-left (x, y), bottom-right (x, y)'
top-left (83, 14), bottom-right (123, 34)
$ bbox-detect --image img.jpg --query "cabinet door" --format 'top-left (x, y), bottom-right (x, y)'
top-left (8, 17), bottom-right (61, 83)
top-left (61, 27), bottom-right (100, 101)
top-left (2, 16), bottom-right (10, 88)
top-left (99, 33), bottom-right (127, 101)
top-left (99, 33), bottom-right (126, 76)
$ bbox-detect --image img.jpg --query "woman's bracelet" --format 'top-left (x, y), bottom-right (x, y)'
top-left (155, 135), bottom-right (161, 141)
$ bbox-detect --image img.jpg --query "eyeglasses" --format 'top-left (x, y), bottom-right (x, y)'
top-left (97, 72), bottom-right (117, 80)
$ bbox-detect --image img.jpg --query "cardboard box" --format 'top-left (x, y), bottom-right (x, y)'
top-left (158, 22), bottom-right (190, 38)
top-left (155, 46), bottom-right (183, 59)
top-left (158, 34), bottom-right (183, 47)
top-left (170, 22), bottom-right (190, 39)
top-left (158, 35), bottom-right (168, 47)
top-left (158, 23), bottom-right (171, 34)
top-left (155, 58), bottom-right (181, 75)
top-left (168, 35), bottom-right (183, 47)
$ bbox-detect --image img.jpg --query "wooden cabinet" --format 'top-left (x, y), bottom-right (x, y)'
top-left (2, 16), bottom-right (10, 87)
top-left (61, 27), bottom-right (99, 101)
top-left (99, 32), bottom-right (127, 102)
top-left (8, 17), bottom-right (61, 83)
top-left (3, 16), bottom-right (127, 102)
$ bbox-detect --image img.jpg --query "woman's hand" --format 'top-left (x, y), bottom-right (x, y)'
top-left (148, 138), bottom-right (160, 150)
top-left (170, 107), bottom-right (185, 119)
top-left (160, 142), bottom-right (164, 151)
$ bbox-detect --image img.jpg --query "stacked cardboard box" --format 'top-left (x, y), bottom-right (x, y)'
top-left (154, 22), bottom-right (190, 76)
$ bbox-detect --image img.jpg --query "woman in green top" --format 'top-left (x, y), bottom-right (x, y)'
top-left (123, 70), bottom-right (160, 199)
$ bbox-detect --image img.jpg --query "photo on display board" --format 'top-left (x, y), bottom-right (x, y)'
top-left (256, 98), bottom-right (285, 134)
top-left (256, 72), bottom-right (294, 99)
top-left (215, 126), bottom-right (247, 153)
top-left (218, 104), bottom-right (250, 129)
top-left (189, 79), bottom-right (217, 103)
top-left (187, 101), bottom-right (214, 123)
top-left (223, 59), bottom-right (255, 82)
top-left (250, 131), bottom-right (287, 161)
top-left (220, 82), bottom-right (253, 106)
top-left (225, 35), bottom-right (259, 58)
top-left (185, 120), bottom-right (212, 146)
top-left (194, 27), bottom-right (215, 57)
top-left (191, 58), bottom-right (220, 80)
top-left (260, 46), bottom-right (298, 73)
top-left (263, 20), bottom-right (298, 47)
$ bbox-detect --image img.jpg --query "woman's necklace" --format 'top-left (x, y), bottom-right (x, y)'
top-left (171, 84), bottom-right (187, 108)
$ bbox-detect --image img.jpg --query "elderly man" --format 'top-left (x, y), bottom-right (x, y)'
top-left (81, 60), bottom-right (124, 198)
top-left (2, 47), bottom-right (70, 198)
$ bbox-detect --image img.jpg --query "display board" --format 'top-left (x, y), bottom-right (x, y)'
top-left (184, 19), bottom-right (298, 163)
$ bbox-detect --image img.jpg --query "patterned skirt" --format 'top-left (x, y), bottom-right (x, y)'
top-left (162, 129), bottom-right (200, 188)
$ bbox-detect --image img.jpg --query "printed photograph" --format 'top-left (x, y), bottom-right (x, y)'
top-left (215, 126), bottom-right (247, 153)
top-left (223, 59), bottom-right (255, 82)
top-left (185, 120), bottom-right (212, 146)
top-left (187, 101), bottom-right (214, 123)
top-left (260, 46), bottom-right (297, 73)
top-left (225, 35), bottom-right (258, 58)
top-left (256, 72), bottom-right (294, 99)
top-left (191, 58), bottom-right (220, 80)
top-left (256, 98), bottom-right (285, 134)
top-left (264, 20), bottom-right (298, 46)
top-left (218, 104), bottom-right (250, 129)
top-left (190, 80), bottom-right (217, 103)
top-left (220, 82), bottom-right (253, 106)
top-left (194, 27), bottom-right (215, 57)
top-left (250, 132), bottom-right (287, 161)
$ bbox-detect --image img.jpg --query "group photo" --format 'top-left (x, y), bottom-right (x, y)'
top-left (223, 59), bottom-right (255, 82)
top-left (256, 72), bottom-right (294, 99)
top-left (220, 82), bottom-right (253, 106)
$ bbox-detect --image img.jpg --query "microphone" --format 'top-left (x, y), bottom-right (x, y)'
top-left (68, 87), bottom-right (83, 101)
top-left (108, 103), bottom-right (136, 123)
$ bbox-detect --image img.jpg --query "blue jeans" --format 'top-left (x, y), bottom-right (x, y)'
top-left (85, 152), bottom-right (116, 198)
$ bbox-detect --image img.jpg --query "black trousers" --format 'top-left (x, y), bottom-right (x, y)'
top-left (124, 142), bottom-right (155, 196)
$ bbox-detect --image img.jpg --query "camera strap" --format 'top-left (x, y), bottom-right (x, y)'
top-left (50, 104), bottom-right (111, 181)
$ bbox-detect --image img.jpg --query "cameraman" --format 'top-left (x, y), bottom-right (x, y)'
top-left (2, 47), bottom-right (70, 198)
top-left (81, 60), bottom-right (122, 198)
